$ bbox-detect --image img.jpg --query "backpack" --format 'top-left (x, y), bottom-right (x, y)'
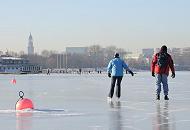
top-left (157, 53), bottom-right (168, 68)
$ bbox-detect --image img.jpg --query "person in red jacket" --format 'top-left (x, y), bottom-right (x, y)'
top-left (151, 45), bottom-right (175, 100)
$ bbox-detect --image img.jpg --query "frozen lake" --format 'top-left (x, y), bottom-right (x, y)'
top-left (0, 71), bottom-right (190, 130)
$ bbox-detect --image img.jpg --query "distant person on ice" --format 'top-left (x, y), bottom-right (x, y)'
top-left (107, 53), bottom-right (134, 102)
top-left (47, 68), bottom-right (50, 75)
top-left (151, 45), bottom-right (175, 100)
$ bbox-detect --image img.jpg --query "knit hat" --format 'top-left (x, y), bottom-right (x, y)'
top-left (114, 53), bottom-right (119, 58)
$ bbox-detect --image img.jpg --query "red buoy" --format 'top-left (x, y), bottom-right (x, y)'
top-left (11, 79), bottom-right (16, 84)
top-left (16, 98), bottom-right (34, 110)
top-left (15, 91), bottom-right (34, 110)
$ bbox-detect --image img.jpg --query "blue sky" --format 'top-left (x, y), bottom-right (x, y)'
top-left (0, 0), bottom-right (190, 53)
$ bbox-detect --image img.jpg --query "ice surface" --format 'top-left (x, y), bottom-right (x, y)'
top-left (0, 71), bottom-right (189, 130)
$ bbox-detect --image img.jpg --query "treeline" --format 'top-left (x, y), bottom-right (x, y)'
top-left (3, 45), bottom-right (190, 71)
top-left (20, 45), bottom-right (131, 69)
top-left (19, 45), bottom-right (148, 70)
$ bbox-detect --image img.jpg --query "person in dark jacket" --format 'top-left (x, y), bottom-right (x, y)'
top-left (151, 45), bottom-right (175, 100)
top-left (107, 53), bottom-right (134, 102)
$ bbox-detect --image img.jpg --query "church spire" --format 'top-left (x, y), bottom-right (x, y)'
top-left (28, 32), bottom-right (34, 55)
top-left (29, 32), bottom-right (33, 40)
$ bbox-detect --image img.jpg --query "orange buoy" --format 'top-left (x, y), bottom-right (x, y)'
top-left (15, 91), bottom-right (34, 110)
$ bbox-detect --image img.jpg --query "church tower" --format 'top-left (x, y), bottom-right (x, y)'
top-left (28, 33), bottom-right (34, 55)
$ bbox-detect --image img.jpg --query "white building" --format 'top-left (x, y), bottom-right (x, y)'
top-left (66, 47), bottom-right (88, 54)
top-left (28, 33), bottom-right (34, 55)
top-left (125, 53), bottom-right (140, 60)
top-left (0, 56), bottom-right (42, 74)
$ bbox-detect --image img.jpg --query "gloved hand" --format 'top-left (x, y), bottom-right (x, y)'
top-left (108, 73), bottom-right (111, 78)
top-left (171, 72), bottom-right (175, 78)
top-left (128, 70), bottom-right (134, 76)
top-left (152, 72), bottom-right (155, 77)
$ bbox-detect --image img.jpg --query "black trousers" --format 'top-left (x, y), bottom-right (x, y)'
top-left (108, 76), bottom-right (123, 98)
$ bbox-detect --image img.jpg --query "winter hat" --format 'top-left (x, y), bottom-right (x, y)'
top-left (114, 53), bottom-right (119, 58)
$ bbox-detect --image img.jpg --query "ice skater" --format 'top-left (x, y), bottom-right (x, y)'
top-left (107, 53), bottom-right (134, 102)
top-left (151, 45), bottom-right (175, 100)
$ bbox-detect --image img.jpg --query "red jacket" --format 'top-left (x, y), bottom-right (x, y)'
top-left (151, 53), bottom-right (175, 75)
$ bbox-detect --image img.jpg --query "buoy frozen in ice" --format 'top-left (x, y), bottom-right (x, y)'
top-left (15, 91), bottom-right (34, 110)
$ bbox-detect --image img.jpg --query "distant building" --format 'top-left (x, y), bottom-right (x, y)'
top-left (125, 53), bottom-right (140, 60)
top-left (66, 47), bottom-right (88, 54)
top-left (0, 56), bottom-right (42, 74)
top-left (28, 33), bottom-right (34, 55)
top-left (142, 48), bottom-right (154, 58)
top-left (171, 48), bottom-right (181, 55)
top-left (182, 47), bottom-right (190, 54)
